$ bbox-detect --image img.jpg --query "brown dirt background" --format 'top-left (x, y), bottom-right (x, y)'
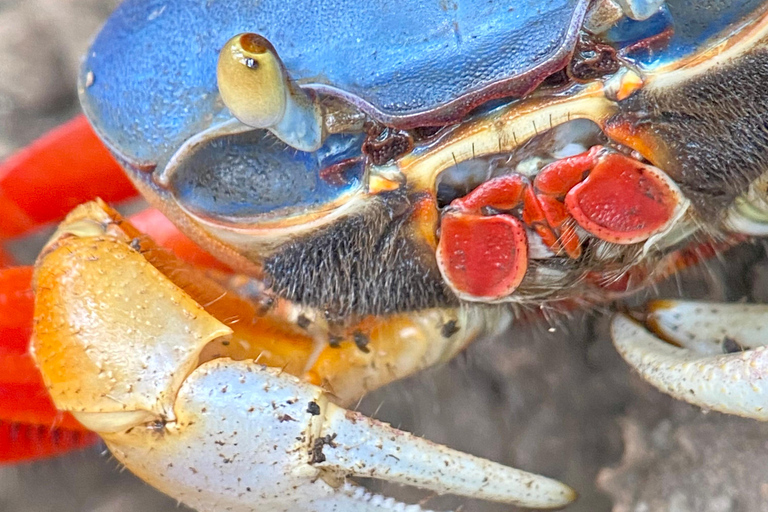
top-left (2, 2), bottom-right (768, 511)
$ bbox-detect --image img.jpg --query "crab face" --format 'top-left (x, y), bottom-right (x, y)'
top-left (79, 0), bottom-right (768, 311)
top-left (5, 0), bottom-right (768, 511)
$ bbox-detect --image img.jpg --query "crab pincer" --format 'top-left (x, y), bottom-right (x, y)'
top-left (612, 302), bottom-right (768, 420)
top-left (30, 201), bottom-right (575, 511)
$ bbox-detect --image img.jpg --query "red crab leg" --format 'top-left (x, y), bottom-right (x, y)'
top-left (0, 115), bottom-right (138, 240)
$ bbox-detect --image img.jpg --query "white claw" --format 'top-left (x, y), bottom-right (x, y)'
top-left (32, 206), bottom-right (575, 512)
top-left (645, 301), bottom-right (768, 354)
top-left (101, 359), bottom-right (576, 512)
top-left (611, 313), bottom-right (768, 420)
top-left (320, 404), bottom-right (576, 508)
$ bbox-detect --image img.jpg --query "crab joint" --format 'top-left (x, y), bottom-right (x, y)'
top-left (218, 33), bottom-right (324, 151)
top-left (31, 201), bottom-right (575, 510)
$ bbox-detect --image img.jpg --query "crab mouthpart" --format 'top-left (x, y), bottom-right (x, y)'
top-left (563, 149), bottom-right (684, 245)
top-left (437, 211), bottom-right (528, 301)
top-left (612, 302), bottom-right (768, 420)
top-left (412, 87), bottom-right (686, 302)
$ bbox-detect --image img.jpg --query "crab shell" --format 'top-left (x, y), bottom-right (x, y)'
top-left (81, 0), bottom-right (590, 158)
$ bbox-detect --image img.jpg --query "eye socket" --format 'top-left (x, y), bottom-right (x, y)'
top-left (166, 130), bottom-right (365, 224)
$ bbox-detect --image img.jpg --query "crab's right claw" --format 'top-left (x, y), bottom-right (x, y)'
top-left (611, 302), bottom-right (768, 420)
top-left (31, 201), bottom-right (575, 511)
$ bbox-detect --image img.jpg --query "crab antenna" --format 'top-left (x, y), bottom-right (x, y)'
top-left (217, 33), bottom-right (325, 152)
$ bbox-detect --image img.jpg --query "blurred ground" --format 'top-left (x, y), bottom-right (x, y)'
top-left (3, 2), bottom-right (768, 512)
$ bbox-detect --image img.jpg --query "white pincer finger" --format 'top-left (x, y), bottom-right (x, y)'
top-left (645, 300), bottom-right (768, 355)
top-left (319, 403), bottom-right (576, 508)
top-left (100, 359), bottom-right (575, 512)
top-left (612, 314), bottom-right (768, 420)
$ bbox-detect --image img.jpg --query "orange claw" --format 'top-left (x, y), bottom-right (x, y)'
top-left (0, 115), bottom-right (138, 239)
top-left (0, 209), bottom-right (225, 463)
top-left (0, 266), bottom-right (99, 463)
top-left (0, 118), bottom-right (225, 463)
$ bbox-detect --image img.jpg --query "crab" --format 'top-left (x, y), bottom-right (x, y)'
top-left (3, 0), bottom-right (768, 510)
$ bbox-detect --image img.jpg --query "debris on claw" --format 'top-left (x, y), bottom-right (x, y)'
top-left (30, 200), bottom-right (576, 511)
top-left (611, 302), bottom-right (768, 420)
top-left (104, 360), bottom-right (576, 511)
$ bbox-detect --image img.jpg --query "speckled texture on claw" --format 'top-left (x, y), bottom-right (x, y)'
top-left (104, 361), bottom-right (576, 511)
top-left (611, 313), bottom-right (768, 420)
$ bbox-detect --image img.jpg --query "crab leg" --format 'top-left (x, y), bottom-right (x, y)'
top-left (612, 303), bottom-right (768, 420)
top-left (29, 200), bottom-right (576, 510)
top-left (0, 115), bottom-right (137, 240)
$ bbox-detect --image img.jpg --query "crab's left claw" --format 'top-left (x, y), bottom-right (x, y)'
top-left (31, 201), bottom-right (576, 511)
top-left (611, 303), bottom-right (768, 420)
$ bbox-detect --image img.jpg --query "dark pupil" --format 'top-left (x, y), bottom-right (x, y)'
top-left (244, 58), bottom-right (259, 69)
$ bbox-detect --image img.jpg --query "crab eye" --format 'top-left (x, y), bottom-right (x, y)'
top-left (217, 34), bottom-right (287, 130)
top-left (165, 130), bottom-right (365, 225)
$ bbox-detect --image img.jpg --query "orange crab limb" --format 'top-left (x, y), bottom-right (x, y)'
top-left (565, 150), bottom-right (683, 244)
top-left (0, 266), bottom-right (98, 463)
top-left (0, 248), bottom-right (15, 268)
top-left (0, 115), bottom-right (137, 239)
top-left (128, 208), bottom-right (230, 271)
top-left (38, 201), bottom-right (489, 407)
top-left (0, 215), bottom-right (225, 462)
